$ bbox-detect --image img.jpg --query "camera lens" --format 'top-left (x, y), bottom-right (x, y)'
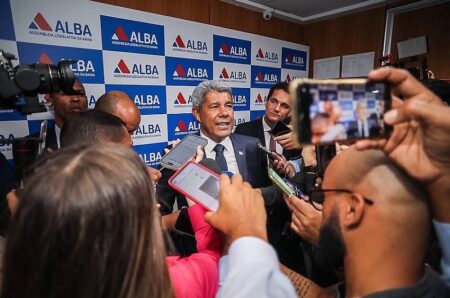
top-left (14, 60), bottom-right (77, 95)
top-left (57, 60), bottom-right (77, 95)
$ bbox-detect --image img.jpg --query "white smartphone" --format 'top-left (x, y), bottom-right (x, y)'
top-left (160, 134), bottom-right (208, 171)
top-left (169, 160), bottom-right (220, 211)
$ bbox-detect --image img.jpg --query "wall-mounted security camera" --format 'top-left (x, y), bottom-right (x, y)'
top-left (263, 10), bottom-right (273, 21)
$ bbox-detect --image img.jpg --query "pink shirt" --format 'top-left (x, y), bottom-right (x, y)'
top-left (167, 204), bottom-right (222, 298)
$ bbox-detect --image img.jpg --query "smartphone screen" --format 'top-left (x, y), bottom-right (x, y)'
top-left (268, 168), bottom-right (294, 197)
top-left (292, 79), bottom-right (391, 144)
top-left (160, 135), bottom-right (208, 171)
top-left (169, 161), bottom-right (219, 211)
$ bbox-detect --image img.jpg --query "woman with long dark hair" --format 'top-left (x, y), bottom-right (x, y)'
top-left (1, 144), bottom-right (174, 298)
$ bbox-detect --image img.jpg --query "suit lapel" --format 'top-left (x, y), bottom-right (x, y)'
top-left (256, 118), bottom-right (266, 146)
top-left (230, 134), bottom-right (248, 180)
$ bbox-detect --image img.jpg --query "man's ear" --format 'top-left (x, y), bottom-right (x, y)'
top-left (192, 108), bottom-right (200, 123)
top-left (341, 193), bottom-right (365, 229)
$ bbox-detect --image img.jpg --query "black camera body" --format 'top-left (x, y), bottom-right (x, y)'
top-left (0, 49), bottom-right (78, 114)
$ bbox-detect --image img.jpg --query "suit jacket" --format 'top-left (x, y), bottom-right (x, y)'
top-left (156, 133), bottom-right (266, 215)
top-left (346, 114), bottom-right (382, 139)
top-left (234, 118), bottom-right (301, 187)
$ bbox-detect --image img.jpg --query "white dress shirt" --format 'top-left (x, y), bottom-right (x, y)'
top-left (200, 131), bottom-right (240, 175)
top-left (218, 237), bottom-right (297, 298)
top-left (262, 116), bottom-right (282, 154)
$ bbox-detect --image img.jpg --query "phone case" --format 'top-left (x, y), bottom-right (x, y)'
top-left (268, 168), bottom-right (294, 197)
top-left (168, 160), bottom-right (220, 211)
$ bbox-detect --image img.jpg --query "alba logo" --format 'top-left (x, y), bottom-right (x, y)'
top-left (286, 73), bottom-right (292, 82)
top-left (111, 25), bottom-right (158, 48)
top-left (255, 71), bottom-right (278, 83)
top-left (174, 120), bottom-right (199, 133)
top-left (255, 93), bottom-right (266, 104)
top-left (135, 124), bottom-right (162, 136)
top-left (114, 59), bottom-right (159, 79)
top-left (28, 12), bottom-right (92, 41)
top-left (173, 64), bottom-right (208, 79)
top-left (219, 43), bottom-right (247, 57)
top-left (140, 152), bottom-right (162, 165)
top-left (174, 92), bottom-right (193, 106)
top-left (285, 54), bottom-right (304, 66)
top-left (134, 94), bottom-right (160, 107)
top-left (172, 35), bottom-right (207, 53)
top-left (234, 117), bottom-right (246, 126)
top-left (233, 94), bottom-right (247, 105)
top-left (39, 52), bottom-right (95, 78)
top-left (285, 73), bottom-right (301, 83)
top-left (219, 67), bottom-right (247, 81)
top-left (256, 48), bottom-right (278, 62)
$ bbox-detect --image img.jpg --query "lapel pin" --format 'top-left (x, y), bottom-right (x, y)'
top-left (238, 150), bottom-right (244, 156)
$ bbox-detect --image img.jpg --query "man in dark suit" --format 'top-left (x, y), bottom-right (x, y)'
top-left (347, 100), bottom-right (382, 139)
top-left (156, 80), bottom-right (268, 256)
top-left (31, 79), bottom-right (88, 150)
top-left (235, 82), bottom-right (307, 274)
top-left (157, 80), bottom-right (267, 216)
top-left (234, 82), bottom-right (301, 186)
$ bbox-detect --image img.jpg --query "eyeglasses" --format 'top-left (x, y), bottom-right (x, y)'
top-left (308, 188), bottom-right (374, 211)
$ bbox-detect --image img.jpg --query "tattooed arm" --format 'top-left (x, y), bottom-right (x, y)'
top-left (280, 264), bottom-right (336, 298)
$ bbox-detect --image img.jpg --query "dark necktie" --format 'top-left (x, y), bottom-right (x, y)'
top-left (214, 144), bottom-right (228, 172)
top-left (269, 134), bottom-right (277, 151)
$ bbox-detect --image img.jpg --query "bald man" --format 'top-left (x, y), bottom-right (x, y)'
top-left (207, 147), bottom-right (450, 297)
top-left (94, 91), bottom-right (141, 136)
top-left (313, 148), bottom-right (450, 297)
top-left (94, 91), bottom-right (160, 182)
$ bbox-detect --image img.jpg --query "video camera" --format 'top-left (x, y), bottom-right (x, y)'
top-left (0, 49), bottom-right (81, 182)
top-left (0, 49), bottom-right (79, 114)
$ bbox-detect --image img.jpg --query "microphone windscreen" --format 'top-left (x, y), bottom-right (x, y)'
top-left (199, 158), bottom-right (221, 175)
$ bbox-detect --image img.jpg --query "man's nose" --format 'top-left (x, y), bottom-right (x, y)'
top-left (218, 106), bottom-right (229, 116)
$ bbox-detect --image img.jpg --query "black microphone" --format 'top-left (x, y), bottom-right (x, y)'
top-left (198, 158), bottom-right (221, 175)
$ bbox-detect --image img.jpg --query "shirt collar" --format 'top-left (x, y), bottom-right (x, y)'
top-left (200, 131), bottom-right (233, 155)
top-left (262, 115), bottom-right (271, 132)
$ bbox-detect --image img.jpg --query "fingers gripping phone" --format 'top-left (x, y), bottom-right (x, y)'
top-left (169, 161), bottom-right (220, 212)
top-left (160, 135), bottom-right (207, 171)
top-left (290, 78), bottom-right (392, 144)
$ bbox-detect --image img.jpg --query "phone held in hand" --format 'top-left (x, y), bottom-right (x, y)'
top-left (169, 160), bottom-right (220, 212)
top-left (268, 168), bottom-right (294, 197)
top-left (290, 78), bottom-right (392, 145)
top-left (269, 120), bottom-right (291, 137)
top-left (160, 134), bottom-right (208, 171)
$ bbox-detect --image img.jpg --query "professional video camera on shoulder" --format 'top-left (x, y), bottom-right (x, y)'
top-left (0, 49), bottom-right (79, 114)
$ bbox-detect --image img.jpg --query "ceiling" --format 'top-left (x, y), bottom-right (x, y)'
top-left (220, 0), bottom-right (407, 23)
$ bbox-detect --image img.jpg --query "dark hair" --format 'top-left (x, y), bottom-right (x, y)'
top-left (2, 144), bottom-right (174, 298)
top-left (60, 110), bottom-right (127, 147)
top-left (267, 82), bottom-right (290, 100)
